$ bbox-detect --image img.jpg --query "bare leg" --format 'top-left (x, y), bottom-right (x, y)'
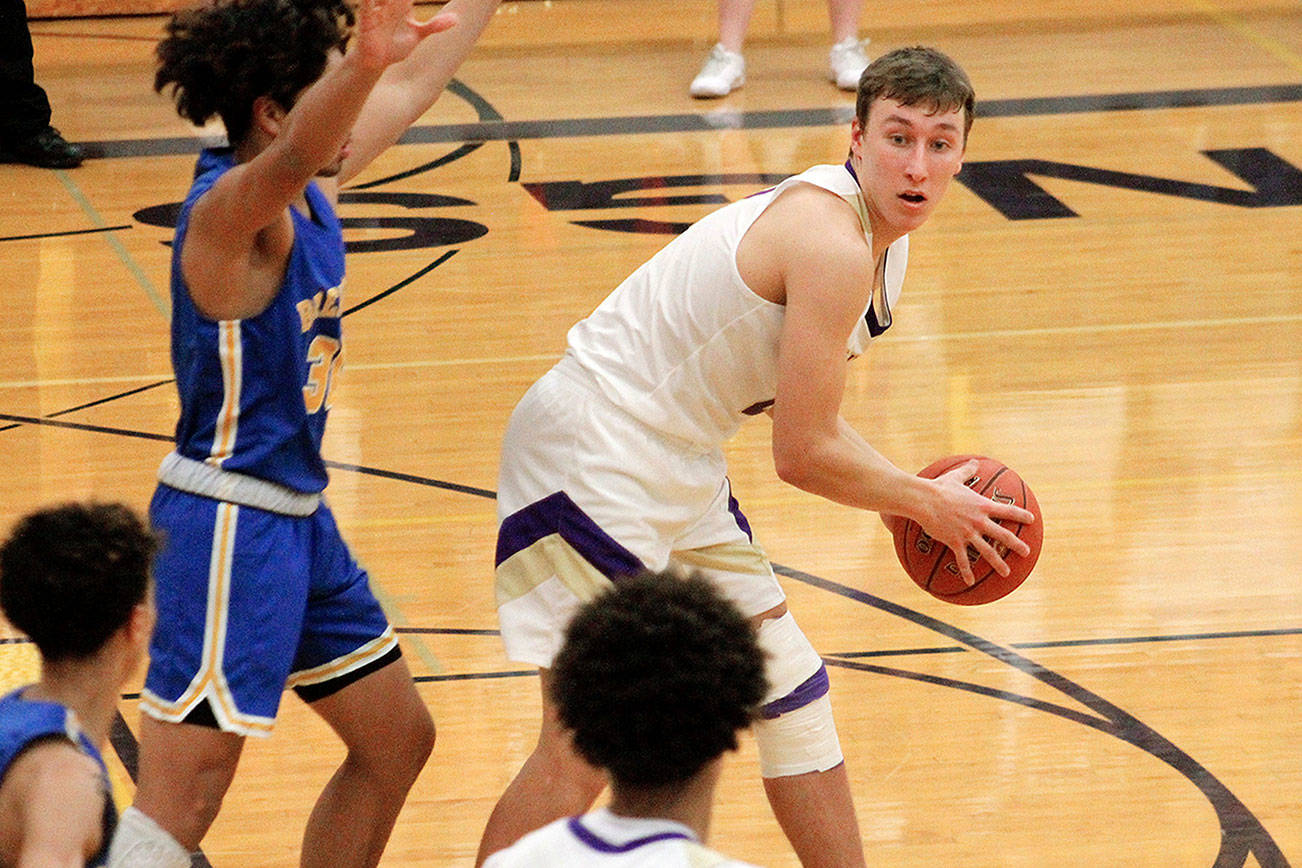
top-left (132, 715), bottom-right (245, 851)
top-left (475, 669), bottom-right (607, 866)
top-left (716, 0), bottom-right (757, 52)
top-left (763, 762), bottom-right (867, 868)
top-left (301, 656), bottom-right (435, 868)
top-left (826, 0), bottom-right (863, 43)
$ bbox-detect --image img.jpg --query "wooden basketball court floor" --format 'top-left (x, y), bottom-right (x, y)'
top-left (1, 0), bottom-right (1300, 864)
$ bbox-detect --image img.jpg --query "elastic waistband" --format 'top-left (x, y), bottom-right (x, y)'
top-left (157, 452), bottom-right (321, 517)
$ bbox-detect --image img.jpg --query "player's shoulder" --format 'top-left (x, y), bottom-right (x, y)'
top-left (765, 180), bottom-right (869, 251)
top-left (7, 736), bottom-right (101, 788)
top-left (682, 839), bottom-right (762, 867)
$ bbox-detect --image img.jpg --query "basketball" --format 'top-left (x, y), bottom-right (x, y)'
top-left (891, 455), bottom-right (1042, 605)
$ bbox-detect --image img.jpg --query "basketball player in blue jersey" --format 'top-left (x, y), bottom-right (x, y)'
top-left (479, 47), bottom-right (1038, 867)
top-left (0, 502), bottom-right (157, 868)
top-left (106, 0), bottom-right (501, 866)
top-left (484, 571), bottom-right (766, 868)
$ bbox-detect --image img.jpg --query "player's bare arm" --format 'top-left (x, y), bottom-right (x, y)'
top-left (340, 0), bottom-right (501, 182)
top-left (181, 0), bottom-right (458, 321)
top-left (760, 186), bottom-right (1032, 583)
top-left (4, 742), bottom-right (106, 868)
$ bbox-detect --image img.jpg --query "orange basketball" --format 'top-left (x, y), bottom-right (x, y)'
top-left (892, 455), bottom-right (1043, 605)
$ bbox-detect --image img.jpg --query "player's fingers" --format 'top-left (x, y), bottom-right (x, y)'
top-left (941, 459), bottom-right (980, 485)
top-left (988, 522), bottom-right (1031, 558)
top-left (968, 536), bottom-right (1011, 578)
top-left (950, 544), bottom-right (979, 585)
top-left (992, 503), bottom-right (1036, 526)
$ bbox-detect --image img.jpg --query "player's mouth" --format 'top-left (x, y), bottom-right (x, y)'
top-left (899, 191), bottom-right (927, 205)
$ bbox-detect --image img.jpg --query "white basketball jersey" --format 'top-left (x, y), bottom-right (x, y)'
top-left (564, 163), bottom-right (908, 449)
top-left (482, 810), bottom-right (758, 867)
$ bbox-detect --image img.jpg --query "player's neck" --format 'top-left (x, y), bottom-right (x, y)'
top-left (607, 763), bottom-right (719, 841)
top-left (27, 657), bottom-right (122, 747)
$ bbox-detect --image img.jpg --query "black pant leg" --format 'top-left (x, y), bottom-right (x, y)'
top-left (0, 0), bottom-right (52, 143)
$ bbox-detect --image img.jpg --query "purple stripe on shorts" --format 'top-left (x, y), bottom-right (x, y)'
top-left (567, 817), bottom-right (691, 853)
top-left (759, 663), bottom-right (830, 719)
top-left (495, 490), bottom-right (645, 581)
top-left (725, 480), bottom-right (753, 541)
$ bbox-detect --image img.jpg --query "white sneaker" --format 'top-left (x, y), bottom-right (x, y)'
top-left (829, 37), bottom-right (870, 91)
top-left (690, 44), bottom-right (745, 98)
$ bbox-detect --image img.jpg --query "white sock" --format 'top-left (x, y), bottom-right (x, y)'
top-left (107, 806), bottom-right (192, 868)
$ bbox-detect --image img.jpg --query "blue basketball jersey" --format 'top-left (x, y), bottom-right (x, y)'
top-left (0, 688), bottom-right (116, 867)
top-left (168, 148), bottom-right (346, 494)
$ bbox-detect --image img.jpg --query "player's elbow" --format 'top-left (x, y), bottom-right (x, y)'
top-left (772, 440), bottom-right (818, 490)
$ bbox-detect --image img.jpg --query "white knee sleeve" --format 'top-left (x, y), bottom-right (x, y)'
top-left (753, 613), bottom-right (844, 778)
top-left (107, 806), bottom-right (191, 868)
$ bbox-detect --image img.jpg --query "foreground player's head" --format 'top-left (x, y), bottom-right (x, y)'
top-left (0, 502), bottom-right (156, 666)
top-left (855, 45), bottom-right (975, 144)
top-left (154, 0), bottom-right (355, 146)
top-left (550, 571), bottom-right (767, 790)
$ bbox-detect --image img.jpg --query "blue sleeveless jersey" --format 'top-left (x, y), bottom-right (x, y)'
top-left (169, 148), bottom-right (346, 494)
top-left (0, 688), bottom-right (116, 867)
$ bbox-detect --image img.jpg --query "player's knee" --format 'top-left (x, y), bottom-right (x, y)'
top-left (754, 694), bottom-right (844, 777)
top-left (752, 613), bottom-right (845, 778)
top-left (385, 702), bottom-right (436, 778)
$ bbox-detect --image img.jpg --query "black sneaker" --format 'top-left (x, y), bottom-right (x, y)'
top-left (3, 126), bottom-right (85, 169)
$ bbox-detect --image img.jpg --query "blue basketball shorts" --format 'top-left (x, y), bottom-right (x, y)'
top-left (140, 485), bottom-right (399, 737)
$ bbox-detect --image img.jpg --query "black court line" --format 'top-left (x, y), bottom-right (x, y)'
top-left (75, 83), bottom-right (1302, 160)
top-left (778, 563), bottom-right (1289, 868)
top-left (340, 250), bottom-right (459, 316)
top-left (44, 379), bottom-right (175, 418)
top-left (30, 29), bottom-right (159, 42)
top-left (0, 224), bottom-right (132, 243)
top-left (396, 626), bottom-right (501, 636)
top-left (0, 412), bottom-right (173, 443)
top-left (413, 670), bottom-right (537, 684)
top-left (322, 459), bottom-right (496, 499)
top-left (828, 625), bottom-right (1302, 660)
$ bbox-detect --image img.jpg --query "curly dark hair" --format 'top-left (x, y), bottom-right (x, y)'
top-left (856, 45), bottom-right (976, 141)
top-left (155, 0), bottom-right (356, 145)
top-left (550, 571), bottom-right (767, 789)
top-left (0, 502), bottom-right (156, 663)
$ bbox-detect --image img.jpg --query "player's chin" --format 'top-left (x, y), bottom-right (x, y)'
top-left (891, 198), bottom-right (933, 230)
top-left (316, 160), bottom-right (345, 178)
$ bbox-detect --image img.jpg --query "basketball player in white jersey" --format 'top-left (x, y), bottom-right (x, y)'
top-left (484, 571), bottom-right (766, 868)
top-left (479, 47), bottom-right (1036, 867)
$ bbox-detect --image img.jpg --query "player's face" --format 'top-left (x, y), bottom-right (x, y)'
top-left (851, 97), bottom-right (966, 239)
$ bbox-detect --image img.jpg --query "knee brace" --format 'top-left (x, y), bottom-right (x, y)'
top-left (752, 613), bottom-right (844, 778)
top-left (106, 806), bottom-right (191, 868)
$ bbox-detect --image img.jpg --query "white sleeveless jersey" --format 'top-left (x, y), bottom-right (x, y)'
top-left (564, 163), bottom-right (908, 449)
top-left (482, 810), bottom-right (758, 867)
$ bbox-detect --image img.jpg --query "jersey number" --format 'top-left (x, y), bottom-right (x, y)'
top-left (303, 335), bottom-right (343, 414)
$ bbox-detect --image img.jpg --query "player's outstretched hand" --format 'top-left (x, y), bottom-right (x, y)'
top-left (922, 459), bottom-right (1035, 586)
top-left (354, 0), bottom-right (458, 70)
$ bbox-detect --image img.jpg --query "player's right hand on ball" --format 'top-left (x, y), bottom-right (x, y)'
top-left (924, 460), bottom-right (1035, 585)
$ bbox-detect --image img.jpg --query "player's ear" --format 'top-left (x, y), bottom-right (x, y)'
top-left (250, 95), bottom-right (288, 138)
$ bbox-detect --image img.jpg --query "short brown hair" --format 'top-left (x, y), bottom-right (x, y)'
top-left (855, 46), bottom-right (975, 141)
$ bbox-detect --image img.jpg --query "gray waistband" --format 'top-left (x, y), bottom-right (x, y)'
top-left (157, 452), bottom-right (321, 517)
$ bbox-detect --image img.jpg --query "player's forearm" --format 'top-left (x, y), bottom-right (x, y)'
top-left (278, 50), bottom-right (386, 178)
top-left (773, 419), bottom-right (931, 518)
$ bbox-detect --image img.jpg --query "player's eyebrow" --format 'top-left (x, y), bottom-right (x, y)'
top-left (882, 113), bottom-right (960, 134)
